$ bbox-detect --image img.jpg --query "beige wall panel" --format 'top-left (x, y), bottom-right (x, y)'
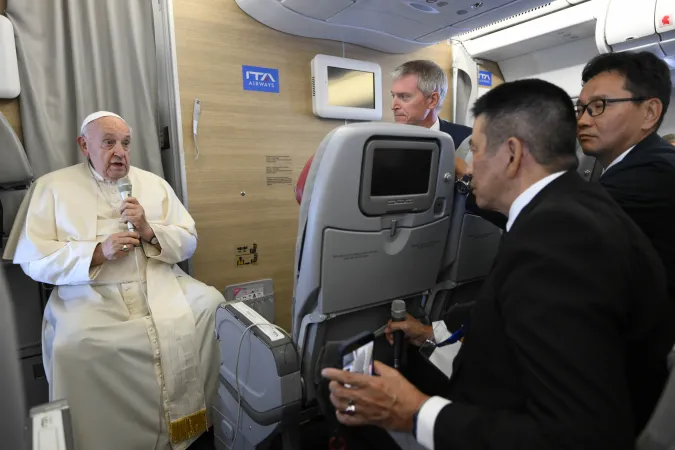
top-left (174, 0), bottom-right (455, 329)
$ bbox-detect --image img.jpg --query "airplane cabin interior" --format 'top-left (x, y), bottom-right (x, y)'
top-left (1, 0), bottom-right (674, 449)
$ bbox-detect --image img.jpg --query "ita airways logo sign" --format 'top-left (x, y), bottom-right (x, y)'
top-left (478, 70), bottom-right (492, 87)
top-left (242, 65), bottom-right (279, 93)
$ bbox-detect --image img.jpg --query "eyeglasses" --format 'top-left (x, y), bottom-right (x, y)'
top-left (575, 97), bottom-right (649, 119)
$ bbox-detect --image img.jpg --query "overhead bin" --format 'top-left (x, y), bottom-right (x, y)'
top-left (598, 0), bottom-right (675, 66)
top-left (453, 0), bottom-right (596, 99)
top-left (235, 0), bottom-right (557, 53)
top-left (655, 0), bottom-right (675, 58)
top-left (460, 0), bottom-right (597, 61)
top-left (603, 0), bottom-right (664, 56)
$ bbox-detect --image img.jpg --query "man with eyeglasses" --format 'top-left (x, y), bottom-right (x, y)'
top-left (577, 51), bottom-right (675, 303)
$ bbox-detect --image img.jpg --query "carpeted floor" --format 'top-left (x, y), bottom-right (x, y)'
top-left (188, 429), bottom-right (216, 450)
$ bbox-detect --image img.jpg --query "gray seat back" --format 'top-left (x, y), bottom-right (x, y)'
top-left (426, 182), bottom-right (503, 323)
top-left (292, 123), bottom-right (456, 402)
top-left (637, 347), bottom-right (675, 450)
top-left (0, 113), bottom-right (49, 409)
top-left (0, 112), bottom-right (32, 253)
top-left (441, 191), bottom-right (502, 283)
top-left (577, 142), bottom-right (601, 182)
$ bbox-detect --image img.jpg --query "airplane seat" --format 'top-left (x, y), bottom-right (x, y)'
top-left (0, 111), bottom-right (50, 409)
top-left (411, 123), bottom-right (503, 329)
top-left (576, 141), bottom-right (601, 182)
top-left (637, 345), bottom-right (675, 450)
top-left (212, 123), bottom-right (457, 450)
top-left (0, 111), bottom-right (32, 252)
top-left (423, 180), bottom-right (503, 329)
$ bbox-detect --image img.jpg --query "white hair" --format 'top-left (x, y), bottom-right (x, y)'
top-left (391, 60), bottom-right (448, 111)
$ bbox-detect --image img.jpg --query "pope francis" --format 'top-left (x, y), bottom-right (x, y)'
top-left (10, 111), bottom-right (224, 449)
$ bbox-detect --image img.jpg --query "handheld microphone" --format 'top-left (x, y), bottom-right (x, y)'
top-left (391, 299), bottom-right (406, 370)
top-left (116, 178), bottom-right (135, 232)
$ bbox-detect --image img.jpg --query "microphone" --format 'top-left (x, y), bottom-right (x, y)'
top-left (391, 299), bottom-right (406, 370)
top-left (116, 178), bottom-right (135, 232)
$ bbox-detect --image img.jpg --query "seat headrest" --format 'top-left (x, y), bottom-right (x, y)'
top-left (0, 112), bottom-right (32, 187)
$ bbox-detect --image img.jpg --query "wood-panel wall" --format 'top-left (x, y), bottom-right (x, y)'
top-left (173, 0), bottom-right (457, 330)
top-left (0, 0), bottom-right (21, 139)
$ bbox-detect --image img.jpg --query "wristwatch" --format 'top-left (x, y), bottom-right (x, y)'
top-left (149, 235), bottom-right (159, 245)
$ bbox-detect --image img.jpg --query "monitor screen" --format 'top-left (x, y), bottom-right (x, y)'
top-left (327, 66), bottom-right (375, 109)
top-left (371, 148), bottom-right (432, 197)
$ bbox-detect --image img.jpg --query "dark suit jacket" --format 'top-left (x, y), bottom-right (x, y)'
top-left (435, 171), bottom-right (675, 450)
top-left (439, 119), bottom-right (472, 148)
top-left (600, 133), bottom-right (675, 302)
top-left (438, 119), bottom-right (509, 229)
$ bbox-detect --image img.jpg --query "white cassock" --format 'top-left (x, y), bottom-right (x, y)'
top-left (8, 162), bottom-right (223, 450)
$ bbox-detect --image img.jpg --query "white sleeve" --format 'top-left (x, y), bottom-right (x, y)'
top-left (13, 179), bottom-right (101, 285)
top-left (432, 320), bottom-right (452, 343)
top-left (416, 396), bottom-right (452, 450)
top-left (142, 180), bottom-right (198, 264)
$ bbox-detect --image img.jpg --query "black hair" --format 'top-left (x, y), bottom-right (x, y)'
top-left (581, 51), bottom-right (672, 130)
top-left (471, 78), bottom-right (578, 171)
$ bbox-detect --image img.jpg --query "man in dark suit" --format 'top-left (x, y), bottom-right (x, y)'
top-left (391, 59), bottom-right (506, 228)
top-left (577, 51), bottom-right (675, 303)
top-left (322, 79), bottom-right (675, 450)
top-left (390, 60), bottom-right (472, 156)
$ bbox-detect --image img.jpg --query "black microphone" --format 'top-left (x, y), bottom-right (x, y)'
top-left (117, 178), bottom-right (135, 232)
top-left (391, 299), bottom-right (406, 370)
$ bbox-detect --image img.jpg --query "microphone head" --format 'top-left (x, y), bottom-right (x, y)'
top-left (117, 177), bottom-right (132, 196)
top-left (391, 299), bottom-right (406, 320)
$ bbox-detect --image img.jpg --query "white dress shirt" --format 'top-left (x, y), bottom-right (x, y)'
top-left (430, 117), bottom-right (440, 131)
top-left (416, 170), bottom-right (568, 450)
top-left (601, 145), bottom-right (635, 176)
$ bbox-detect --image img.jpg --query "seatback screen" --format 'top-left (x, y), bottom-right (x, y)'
top-left (370, 148), bottom-right (432, 197)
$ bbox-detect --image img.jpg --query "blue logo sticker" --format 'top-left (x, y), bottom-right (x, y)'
top-left (478, 70), bottom-right (492, 87)
top-left (242, 65), bottom-right (279, 93)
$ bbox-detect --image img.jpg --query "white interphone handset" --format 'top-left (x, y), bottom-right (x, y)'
top-left (193, 98), bottom-right (201, 161)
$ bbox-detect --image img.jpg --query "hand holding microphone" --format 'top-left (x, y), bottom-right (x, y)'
top-left (390, 300), bottom-right (406, 370)
top-left (117, 178), bottom-right (152, 242)
top-left (385, 310), bottom-right (435, 349)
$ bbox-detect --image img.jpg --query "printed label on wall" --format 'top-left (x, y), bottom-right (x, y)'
top-left (478, 70), bottom-right (492, 87)
top-left (232, 285), bottom-right (264, 301)
top-left (235, 242), bottom-right (259, 267)
top-left (242, 65), bottom-right (280, 93)
top-left (266, 155), bottom-right (293, 187)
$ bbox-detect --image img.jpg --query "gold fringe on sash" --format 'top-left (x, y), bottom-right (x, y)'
top-left (169, 408), bottom-right (208, 443)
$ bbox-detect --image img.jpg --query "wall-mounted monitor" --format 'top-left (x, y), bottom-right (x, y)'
top-left (359, 139), bottom-right (439, 216)
top-left (311, 54), bottom-right (382, 121)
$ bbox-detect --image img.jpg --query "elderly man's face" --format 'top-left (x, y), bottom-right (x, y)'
top-left (391, 74), bottom-right (439, 126)
top-left (78, 117), bottom-right (131, 181)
